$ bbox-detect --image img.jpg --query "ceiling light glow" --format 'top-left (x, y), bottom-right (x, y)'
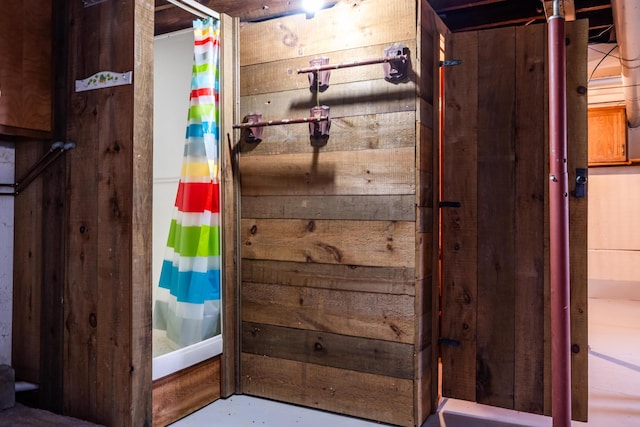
top-left (302, 0), bottom-right (324, 14)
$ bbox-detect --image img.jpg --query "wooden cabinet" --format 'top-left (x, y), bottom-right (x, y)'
top-left (0, 0), bottom-right (52, 138)
top-left (588, 106), bottom-right (627, 165)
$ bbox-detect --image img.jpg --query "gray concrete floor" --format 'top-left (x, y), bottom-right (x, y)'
top-left (171, 298), bottom-right (640, 427)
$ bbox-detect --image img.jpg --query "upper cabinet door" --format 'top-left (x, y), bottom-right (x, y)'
top-left (0, 0), bottom-right (52, 138)
top-left (588, 106), bottom-right (628, 165)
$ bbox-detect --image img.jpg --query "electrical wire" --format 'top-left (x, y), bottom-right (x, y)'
top-left (588, 44), bottom-right (618, 83)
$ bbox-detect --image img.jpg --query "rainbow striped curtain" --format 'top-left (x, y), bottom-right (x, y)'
top-left (153, 17), bottom-right (221, 349)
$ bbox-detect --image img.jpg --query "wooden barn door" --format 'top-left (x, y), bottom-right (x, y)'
top-left (440, 21), bottom-right (589, 421)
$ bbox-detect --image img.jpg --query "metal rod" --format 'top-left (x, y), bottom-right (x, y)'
top-left (0, 141), bottom-right (75, 196)
top-left (13, 141), bottom-right (64, 186)
top-left (0, 142), bottom-right (64, 190)
top-left (548, 12), bottom-right (572, 427)
top-left (296, 56), bottom-right (400, 74)
top-left (15, 149), bottom-right (66, 195)
top-left (233, 116), bottom-right (329, 129)
top-left (166, 0), bottom-right (220, 19)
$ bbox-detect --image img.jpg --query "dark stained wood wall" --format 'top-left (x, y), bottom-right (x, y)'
top-left (237, 1), bottom-right (443, 425)
top-left (59, 0), bottom-right (154, 424)
top-left (440, 21), bottom-right (588, 421)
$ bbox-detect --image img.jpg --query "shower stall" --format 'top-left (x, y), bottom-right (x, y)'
top-left (152, 21), bottom-right (222, 381)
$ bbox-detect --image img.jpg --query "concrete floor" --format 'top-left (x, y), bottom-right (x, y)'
top-left (171, 298), bottom-right (640, 427)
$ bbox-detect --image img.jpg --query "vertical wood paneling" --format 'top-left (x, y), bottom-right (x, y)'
top-left (441, 29), bottom-right (478, 402)
top-left (476, 27), bottom-right (516, 409)
top-left (514, 24), bottom-right (546, 414)
top-left (565, 19), bottom-right (589, 423)
top-left (13, 141), bottom-right (43, 385)
top-left (63, 1), bottom-right (153, 425)
top-left (38, 0), bottom-right (71, 412)
top-left (442, 21), bottom-right (588, 420)
top-left (131, 0), bottom-right (154, 423)
top-left (220, 13), bottom-right (241, 397)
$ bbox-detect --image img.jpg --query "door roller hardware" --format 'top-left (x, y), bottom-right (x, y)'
top-left (573, 168), bottom-right (587, 198)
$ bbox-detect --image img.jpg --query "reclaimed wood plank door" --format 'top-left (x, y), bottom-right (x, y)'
top-left (440, 21), bottom-right (588, 421)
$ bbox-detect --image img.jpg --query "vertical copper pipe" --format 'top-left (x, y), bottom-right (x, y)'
top-left (548, 11), bottom-right (572, 427)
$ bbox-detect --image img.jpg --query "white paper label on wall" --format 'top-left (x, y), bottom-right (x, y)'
top-left (75, 71), bottom-right (133, 92)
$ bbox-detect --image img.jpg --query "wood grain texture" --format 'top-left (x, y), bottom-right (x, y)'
top-left (513, 23), bottom-right (546, 414)
top-left (440, 21), bottom-right (589, 420)
top-left (63, 1), bottom-right (152, 425)
top-left (240, 40), bottom-right (417, 97)
top-left (441, 29), bottom-right (478, 403)
top-left (12, 141), bottom-right (44, 385)
top-left (220, 13), bottom-right (241, 397)
top-left (242, 282), bottom-right (415, 343)
top-left (237, 1), bottom-right (436, 423)
top-left (587, 106), bottom-right (627, 165)
top-left (566, 19), bottom-right (589, 423)
top-left (131, 0), bottom-right (155, 423)
top-left (239, 0), bottom-right (416, 66)
top-left (242, 322), bottom-right (414, 379)
top-left (0, 0), bottom-right (52, 135)
top-left (240, 79), bottom-right (416, 123)
top-left (240, 147), bottom-right (416, 196)
top-left (242, 194), bottom-right (415, 221)
top-left (242, 259), bottom-right (415, 296)
top-left (153, 357), bottom-right (222, 427)
top-left (238, 111), bottom-right (417, 157)
top-left (155, 0), bottom-right (340, 35)
top-left (475, 26), bottom-right (516, 409)
top-left (37, 0), bottom-right (71, 412)
top-left (242, 353), bottom-right (414, 426)
top-left (419, 3), bottom-right (449, 417)
top-left (241, 218), bottom-right (415, 267)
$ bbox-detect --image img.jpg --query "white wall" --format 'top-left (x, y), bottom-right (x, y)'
top-left (587, 44), bottom-right (640, 300)
top-left (588, 128), bottom-right (640, 300)
top-left (0, 142), bottom-right (14, 365)
top-left (152, 29), bottom-right (194, 301)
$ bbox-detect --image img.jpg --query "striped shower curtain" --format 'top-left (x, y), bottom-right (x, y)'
top-left (153, 17), bottom-right (221, 349)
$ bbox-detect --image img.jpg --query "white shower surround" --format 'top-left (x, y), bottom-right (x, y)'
top-left (152, 27), bottom-right (223, 380)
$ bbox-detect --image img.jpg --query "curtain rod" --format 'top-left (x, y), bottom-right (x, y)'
top-left (166, 0), bottom-right (220, 20)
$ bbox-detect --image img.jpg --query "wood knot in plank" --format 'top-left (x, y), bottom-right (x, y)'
top-left (306, 220), bottom-right (315, 232)
top-left (462, 291), bottom-right (472, 305)
top-left (89, 313), bottom-right (97, 328)
top-left (316, 243), bottom-right (343, 263)
top-left (250, 224), bottom-right (258, 235)
top-left (389, 322), bottom-right (403, 338)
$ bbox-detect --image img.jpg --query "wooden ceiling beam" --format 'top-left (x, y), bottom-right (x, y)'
top-left (155, 0), bottom-right (339, 35)
top-left (427, 0), bottom-right (507, 13)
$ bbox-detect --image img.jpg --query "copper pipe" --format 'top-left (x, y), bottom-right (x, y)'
top-left (233, 116), bottom-right (328, 129)
top-left (296, 56), bottom-right (400, 74)
top-left (548, 11), bottom-right (572, 427)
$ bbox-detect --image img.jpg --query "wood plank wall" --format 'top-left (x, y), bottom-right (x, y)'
top-left (13, 0), bottom-right (68, 412)
top-left (237, 1), bottom-right (441, 425)
top-left (440, 21), bottom-right (588, 421)
top-left (152, 356), bottom-right (222, 426)
top-left (56, 1), bottom-right (153, 425)
top-left (13, 141), bottom-right (44, 385)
